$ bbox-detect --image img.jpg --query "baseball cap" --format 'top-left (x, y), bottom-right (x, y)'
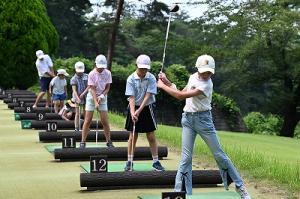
top-left (36, 50), bottom-right (44, 59)
top-left (195, 54), bottom-right (215, 74)
top-left (136, 54), bottom-right (151, 69)
top-left (74, 61), bottom-right (85, 73)
top-left (95, 54), bottom-right (107, 68)
top-left (57, 69), bottom-right (69, 77)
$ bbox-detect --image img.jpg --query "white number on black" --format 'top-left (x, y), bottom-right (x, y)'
top-left (46, 122), bottom-right (57, 132)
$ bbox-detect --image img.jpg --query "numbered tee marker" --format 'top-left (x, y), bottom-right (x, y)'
top-left (90, 155), bottom-right (108, 173)
top-left (19, 101), bottom-right (25, 107)
top-left (62, 136), bottom-right (76, 148)
top-left (25, 106), bottom-right (32, 113)
top-left (162, 192), bottom-right (186, 199)
top-left (46, 122), bottom-right (57, 132)
top-left (36, 112), bottom-right (45, 121)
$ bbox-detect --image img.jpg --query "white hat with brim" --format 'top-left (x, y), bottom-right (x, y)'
top-left (197, 67), bottom-right (215, 74)
top-left (36, 50), bottom-right (44, 60)
top-left (136, 54), bottom-right (151, 70)
top-left (195, 54), bottom-right (215, 74)
top-left (95, 55), bottom-right (107, 69)
top-left (57, 69), bottom-right (69, 77)
top-left (75, 61), bottom-right (85, 73)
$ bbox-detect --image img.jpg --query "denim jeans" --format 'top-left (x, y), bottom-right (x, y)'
top-left (174, 111), bottom-right (244, 195)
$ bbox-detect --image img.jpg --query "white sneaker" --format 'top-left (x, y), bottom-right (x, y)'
top-left (235, 185), bottom-right (251, 199)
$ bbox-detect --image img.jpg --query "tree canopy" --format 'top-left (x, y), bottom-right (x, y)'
top-left (0, 0), bottom-right (58, 89)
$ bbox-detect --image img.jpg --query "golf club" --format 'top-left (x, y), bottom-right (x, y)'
top-left (161, 4), bottom-right (179, 72)
top-left (78, 103), bottom-right (81, 132)
top-left (96, 110), bottom-right (99, 145)
top-left (130, 121), bottom-right (136, 171)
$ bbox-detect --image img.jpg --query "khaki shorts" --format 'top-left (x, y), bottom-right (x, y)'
top-left (85, 92), bottom-right (108, 112)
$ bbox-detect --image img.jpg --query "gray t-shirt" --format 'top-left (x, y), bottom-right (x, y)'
top-left (50, 76), bottom-right (67, 95)
top-left (70, 73), bottom-right (88, 103)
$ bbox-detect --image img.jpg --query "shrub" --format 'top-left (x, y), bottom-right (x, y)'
top-left (244, 112), bottom-right (283, 135)
top-left (212, 93), bottom-right (241, 130)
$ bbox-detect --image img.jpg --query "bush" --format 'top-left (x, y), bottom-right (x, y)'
top-left (212, 93), bottom-right (241, 130)
top-left (54, 57), bottom-right (94, 75)
top-left (0, 0), bottom-right (58, 89)
top-left (244, 112), bottom-right (283, 135)
top-left (294, 123), bottom-right (300, 139)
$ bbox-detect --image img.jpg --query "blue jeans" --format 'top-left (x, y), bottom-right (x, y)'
top-left (174, 111), bottom-right (244, 195)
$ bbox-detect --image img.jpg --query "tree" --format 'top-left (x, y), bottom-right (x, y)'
top-left (44, 0), bottom-right (91, 58)
top-left (0, 0), bottom-right (58, 89)
top-left (107, 0), bottom-right (124, 70)
top-left (203, 0), bottom-right (300, 137)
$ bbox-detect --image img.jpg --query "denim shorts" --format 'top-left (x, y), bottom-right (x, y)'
top-left (40, 77), bottom-right (52, 92)
top-left (85, 92), bottom-right (108, 111)
top-left (52, 93), bottom-right (67, 101)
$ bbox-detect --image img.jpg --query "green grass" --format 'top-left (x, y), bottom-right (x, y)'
top-left (108, 112), bottom-right (300, 192)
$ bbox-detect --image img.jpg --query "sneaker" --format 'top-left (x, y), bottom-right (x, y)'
top-left (32, 105), bottom-right (37, 108)
top-left (235, 185), bottom-right (251, 199)
top-left (124, 161), bottom-right (133, 171)
top-left (152, 161), bottom-right (165, 171)
top-left (106, 140), bottom-right (114, 148)
top-left (79, 142), bottom-right (86, 148)
top-left (74, 128), bottom-right (79, 132)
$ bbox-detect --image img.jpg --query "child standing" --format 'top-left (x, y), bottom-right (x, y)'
top-left (70, 61), bottom-right (89, 131)
top-left (49, 69), bottom-right (69, 113)
top-left (80, 54), bottom-right (114, 148)
top-left (157, 54), bottom-right (251, 199)
top-left (124, 54), bottom-right (165, 172)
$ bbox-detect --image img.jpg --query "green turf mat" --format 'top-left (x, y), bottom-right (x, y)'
top-left (14, 113), bottom-right (20, 121)
top-left (138, 191), bottom-right (239, 199)
top-left (21, 120), bottom-right (31, 129)
top-left (44, 143), bottom-right (105, 153)
top-left (81, 162), bottom-right (157, 172)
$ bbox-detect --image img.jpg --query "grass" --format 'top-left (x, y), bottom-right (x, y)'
top-left (108, 112), bottom-right (300, 192)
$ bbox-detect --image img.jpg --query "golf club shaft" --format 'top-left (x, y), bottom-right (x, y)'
top-left (161, 14), bottom-right (172, 72)
top-left (131, 121), bottom-right (136, 170)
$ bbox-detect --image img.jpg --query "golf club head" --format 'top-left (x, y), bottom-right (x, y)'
top-left (170, 4), bottom-right (179, 12)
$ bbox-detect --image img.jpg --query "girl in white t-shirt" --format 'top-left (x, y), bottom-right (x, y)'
top-left (49, 69), bottom-right (69, 113)
top-left (157, 55), bottom-right (251, 199)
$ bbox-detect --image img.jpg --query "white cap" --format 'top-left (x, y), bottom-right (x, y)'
top-left (136, 54), bottom-right (151, 69)
top-left (95, 54), bottom-right (107, 68)
top-left (75, 61), bottom-right (85, 73)
top-left (195, 54), bottom-right (215, 74)
top-left (57, 69), bottom-right (69, 77)
top-left (36, 50), bottom-right (44, 59)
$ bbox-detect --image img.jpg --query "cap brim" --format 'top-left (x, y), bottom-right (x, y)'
top-left (96, 64), bottom-right (107, 68)
top-left (137, 64), bottom-right (150, 69)
top-left (58, 73), bottom-right (69, 77)
top-left (198, 67), bottom-right (215, 74)
top-left (75, 68), bottom-right (84, 73)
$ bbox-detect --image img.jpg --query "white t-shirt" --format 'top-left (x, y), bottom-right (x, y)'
top-left (50, 76), bottom-right (67, 95)
top-left (183, 73), bottom-right (213, 112)
top-left (35, 55), bottom-right (53, 77)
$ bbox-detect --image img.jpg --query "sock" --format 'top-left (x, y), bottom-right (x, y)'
top-left (128, 155), bottom-right (133, 162)
top-left (152, 155), bottom-right (158, 163)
